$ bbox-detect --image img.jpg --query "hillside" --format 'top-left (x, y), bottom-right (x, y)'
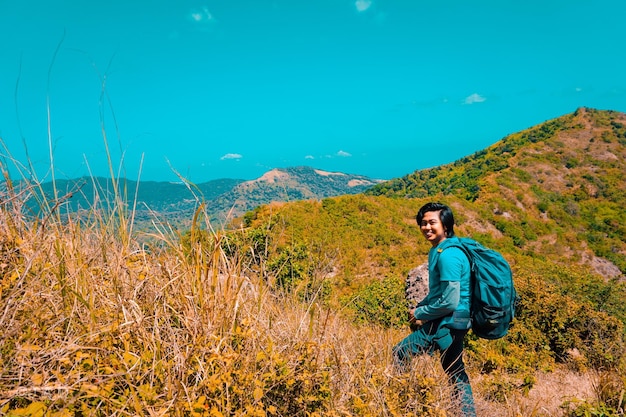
top-left (229, 108), bottom-right (626, 413)
top-left (240, 108), bottom-right (625, 289)
top-left (207, 166), bottom-right (383, 223)
top-left (367, 107), bottom-right (626, 277)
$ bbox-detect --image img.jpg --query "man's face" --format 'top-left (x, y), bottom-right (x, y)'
top-left (419, 210), bottom-right (447, 246)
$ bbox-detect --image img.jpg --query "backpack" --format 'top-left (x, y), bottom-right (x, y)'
top-left (444, 237), bottom-right (518, 339)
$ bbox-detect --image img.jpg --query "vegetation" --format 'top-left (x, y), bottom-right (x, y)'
top-left (2, 107), bottom-right (626, 416)
top-left (0, 180), bottom-right (468, 416)
top-left (368, 107), bottom-right (626, 276)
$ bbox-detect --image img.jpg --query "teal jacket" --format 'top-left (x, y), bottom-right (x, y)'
top-left (413, 237), bottom-right (472, 330)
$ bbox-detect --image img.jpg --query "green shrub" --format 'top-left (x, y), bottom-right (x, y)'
top-left (343, 275), bottom-right (406, 328)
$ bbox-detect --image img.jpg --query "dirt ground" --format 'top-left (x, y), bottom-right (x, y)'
top-left (474, 368), bottom-right (595, 417)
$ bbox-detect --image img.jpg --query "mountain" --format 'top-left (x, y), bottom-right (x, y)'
top-left (23, 177), bottom-right (243, 226)
top-left (30, 177), bottom-right (244, 211)
top-left (242, 108), bottom-right (625, 288)
top-left (366, 107), bottom-right (626, 277)
top-left (367, 107), bottom-right (625, 201)
top-left (24, 166), bottom-right (383, 227)
top-left (206, 166), bottom-right (383, 223)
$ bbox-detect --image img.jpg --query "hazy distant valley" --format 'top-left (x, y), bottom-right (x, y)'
top-left (27, 166), bottom-right (384, 228)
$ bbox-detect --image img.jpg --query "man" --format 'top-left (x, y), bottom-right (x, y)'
top-left (393, 202), bottom-right (476, 416)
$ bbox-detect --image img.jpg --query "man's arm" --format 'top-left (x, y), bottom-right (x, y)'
top-left (412, 280), bottom-right (460, 323)
top-left (412, 248), bottom-right (466, 323)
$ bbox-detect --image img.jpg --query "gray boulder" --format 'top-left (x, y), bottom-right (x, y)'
top-left (406, 263), bottom-right (429, 309)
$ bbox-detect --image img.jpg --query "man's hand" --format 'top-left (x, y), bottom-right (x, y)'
top-left (408, 308), bottom-right (425, 327)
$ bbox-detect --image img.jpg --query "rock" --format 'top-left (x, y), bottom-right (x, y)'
top-left (406, 263), bottom-right (429, 309)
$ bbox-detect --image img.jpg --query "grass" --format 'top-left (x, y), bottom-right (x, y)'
top-left (0, 173), bottom-right (457, 416)
top-left (2, 171), bottom-right (620, 416)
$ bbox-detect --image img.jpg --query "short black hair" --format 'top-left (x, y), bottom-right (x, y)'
top-left (416, 202), bottom-right (455, 238)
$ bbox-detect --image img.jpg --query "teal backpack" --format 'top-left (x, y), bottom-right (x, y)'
top-left (445, 237), bottom-right (518, 339)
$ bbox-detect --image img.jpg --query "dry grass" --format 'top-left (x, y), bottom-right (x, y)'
top-left (0, 178), bottom-right (454, 416)
top-left (470, 369), bottom-right (596, 417)
top-left (0, 176), bottom-right (611, 416)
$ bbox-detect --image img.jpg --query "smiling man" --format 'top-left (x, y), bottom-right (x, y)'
top-left (393, 202), bottom-right (476, 417)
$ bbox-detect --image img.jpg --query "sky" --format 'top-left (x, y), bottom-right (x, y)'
top-left (1, 0), bottom-right (625, 184)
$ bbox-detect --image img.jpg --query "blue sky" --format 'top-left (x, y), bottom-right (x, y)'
top-left (1, 1), bottom-right (625, 183)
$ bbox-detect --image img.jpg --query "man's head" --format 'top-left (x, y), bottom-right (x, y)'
top-left (416, 202), bottom-right (455, 239)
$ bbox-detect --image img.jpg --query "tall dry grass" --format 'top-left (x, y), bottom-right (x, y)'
top-left (0, 173), bottom-right (472, 416)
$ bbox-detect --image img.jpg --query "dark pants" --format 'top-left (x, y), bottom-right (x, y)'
top-left (393, 326), bottom-right (477, 417)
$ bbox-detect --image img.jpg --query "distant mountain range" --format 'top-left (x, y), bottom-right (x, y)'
top-left (25, 166), bottom-right (384, 227)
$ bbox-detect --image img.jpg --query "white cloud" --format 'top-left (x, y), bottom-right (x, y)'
top-left (305, 155), bottom-right (315, 160)
top-left (355, 0), bottom-right (372, 12)
top-left (464, 93), bottom-right (486, 105)
top-left (220, 153), bottom-right (242, 160)
top-left (190, 7), bottom-right (215, 23)
top-left (337, 150), bottom-right (352, 157)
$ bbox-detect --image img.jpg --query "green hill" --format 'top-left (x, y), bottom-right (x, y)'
top-left (240, 107), bottom-right (625, 287)
top-left (231, 108), bottom-right (625, 403)
top-left (366, 107), bottom-right (626, 276)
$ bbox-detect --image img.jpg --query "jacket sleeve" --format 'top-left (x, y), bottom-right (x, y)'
top-left (413, 281), bottom-right (460, 321)
top-left (413, 248), bottom-right (465, 321)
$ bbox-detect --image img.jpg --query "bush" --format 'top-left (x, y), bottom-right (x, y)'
top-left (343, 275), bottom-right (407, 328)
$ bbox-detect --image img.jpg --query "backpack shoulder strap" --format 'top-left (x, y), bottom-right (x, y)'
top-left (437, 238), bottom-right (474, 266)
